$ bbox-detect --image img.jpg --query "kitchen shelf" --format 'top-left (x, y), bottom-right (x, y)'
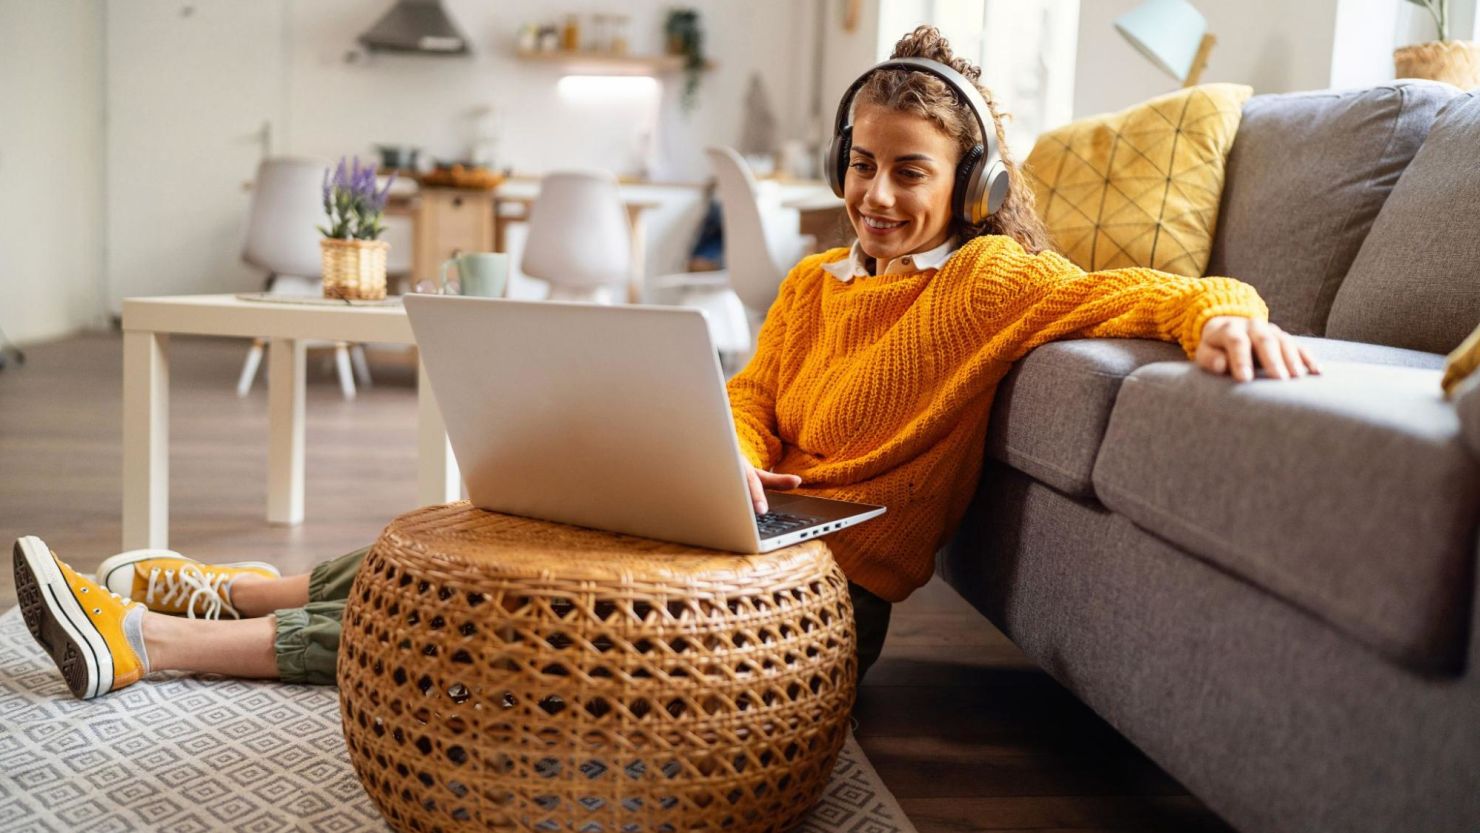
top-left (514, 49), bottom-right (711, 76)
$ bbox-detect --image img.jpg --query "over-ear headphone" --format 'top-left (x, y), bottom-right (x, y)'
top-left (824, 57), bottom-right (1011, 226)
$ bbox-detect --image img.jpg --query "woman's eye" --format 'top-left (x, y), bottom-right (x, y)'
top-left (898, 168), bottom-right (926, 181)
top-left (849, 160), bottom-right (873, 172)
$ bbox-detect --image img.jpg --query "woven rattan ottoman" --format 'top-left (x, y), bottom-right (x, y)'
top-left (338, 502), bottom-right (858, 833)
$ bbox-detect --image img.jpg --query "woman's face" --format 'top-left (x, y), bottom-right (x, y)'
top-left (844, 104), bottom-right (960, 265)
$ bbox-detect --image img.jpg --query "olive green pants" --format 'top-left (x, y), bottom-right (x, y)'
top-left (273, 546), bottom-right (892, 687)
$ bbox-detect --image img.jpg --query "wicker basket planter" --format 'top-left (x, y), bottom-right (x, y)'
top-left (1394, 40), bottom-right (1480, 89)
top-left (338, 502), bottom-right (857, 833)
top-left (321, 237), bottom-right (389, 300)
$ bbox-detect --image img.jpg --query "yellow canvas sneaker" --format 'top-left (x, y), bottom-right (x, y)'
top-left (13, 536), bottom-right (150, 700)
top-left (96, 549), bottom-right (281, 620)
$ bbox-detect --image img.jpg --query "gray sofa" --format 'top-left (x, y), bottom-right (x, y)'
top-left (940, 82), bottom-right (1480, 833)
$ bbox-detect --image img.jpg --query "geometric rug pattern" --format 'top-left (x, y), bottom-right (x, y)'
top-left (0, 608), bottom-right (916, 833)
top-left (1026, 83), bottom-right (1252, 277)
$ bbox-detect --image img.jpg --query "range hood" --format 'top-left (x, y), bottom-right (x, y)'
top-left (358, 0), bottom-right (471, 56)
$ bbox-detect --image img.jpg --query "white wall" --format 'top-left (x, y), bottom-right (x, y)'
top-left (1331, 0), bottom-right (1479, 88)
top-left (824, 0), bottom-right (886, 118)
top-left (0, 0), bottom-right (106, 345)
top-left (1072, 0), bottom-right (1341, 118)
top-left (101, 0), bottom-right (823, 305)
top-left (1073, 0), bottom-right (1480, 121)
top-left (283, 0), bottom-right (818, 182)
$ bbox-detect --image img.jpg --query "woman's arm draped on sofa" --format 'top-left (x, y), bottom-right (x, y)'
top-left (962, 235), bottom-right (1269, 363)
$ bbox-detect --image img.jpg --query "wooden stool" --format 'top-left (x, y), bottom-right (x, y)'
top-left (338, 502), bottom-right (857, 832)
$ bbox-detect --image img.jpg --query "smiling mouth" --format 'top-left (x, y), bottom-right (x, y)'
top-left (861, 214), bottom-right (907, 231)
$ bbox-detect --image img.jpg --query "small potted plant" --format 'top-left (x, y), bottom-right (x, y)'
top-left (320, 157), bottom-right (395, 300)
top-left (664, 8), bottom-right (706, 112)
top-left (1395, 0), bottom-right (1480, 89)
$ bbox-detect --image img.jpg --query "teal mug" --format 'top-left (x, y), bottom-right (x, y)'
top-left (439, 252), bottom-right (509, 298)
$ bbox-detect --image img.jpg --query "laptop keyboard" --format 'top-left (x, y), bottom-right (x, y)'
top-left (756, 511), bottom-right (824, 538)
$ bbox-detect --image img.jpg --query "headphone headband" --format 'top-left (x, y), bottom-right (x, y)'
top-left (831, 57), bottom-right (995, 154)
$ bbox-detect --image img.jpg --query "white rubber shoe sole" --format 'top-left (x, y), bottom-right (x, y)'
top-left (96, 549), bottom-right (281, 599)
top-left (13, 536), bottom-right (113, 700)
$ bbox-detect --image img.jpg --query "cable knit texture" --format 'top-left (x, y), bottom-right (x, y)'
top-left (727, 234), bottom-right (1268, 602)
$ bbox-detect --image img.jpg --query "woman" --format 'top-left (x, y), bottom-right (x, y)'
top-left (15, 27), bottom-right (1316, 700)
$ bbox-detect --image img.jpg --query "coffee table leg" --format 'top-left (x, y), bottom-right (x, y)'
top-left (267, 338), bottom-right (306, 525)
top-left (122, 331), bottom-right (170, 550)
top-left (417, 357), bottom-right (460, 506)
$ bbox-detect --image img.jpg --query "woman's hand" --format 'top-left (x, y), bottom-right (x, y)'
top-left (741, 459), bottom-right (802, 515)
top-left (1195, 316), bottom-right (1321, 382)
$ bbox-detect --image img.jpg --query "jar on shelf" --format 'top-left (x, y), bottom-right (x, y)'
top-left (516, 23), bottom-right (537, 53)
top-left (611, 15), bottom-right (630, 55)
top-left (561, 14), bottom-right (580, 51)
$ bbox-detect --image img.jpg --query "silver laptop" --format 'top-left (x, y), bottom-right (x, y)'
top-left (403, 295), bottom-right (884, 553)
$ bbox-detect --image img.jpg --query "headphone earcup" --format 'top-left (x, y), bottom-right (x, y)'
top-left (952, 144), bottom-right (985, 225)
top-left (984, 163), bottom-right (1011, 216)
top-left (954, 146), bottom-right (1012, 225)
top-left (826, 126), bottom-right (852, 198)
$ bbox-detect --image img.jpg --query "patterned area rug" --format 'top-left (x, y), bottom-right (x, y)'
top-left (0, 608), bottom-right (915, 833)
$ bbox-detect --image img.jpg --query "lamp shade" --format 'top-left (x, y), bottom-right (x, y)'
top-left (1114, 0), bottom-right (1208, 82)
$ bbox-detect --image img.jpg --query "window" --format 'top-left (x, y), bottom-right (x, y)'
top-left (878, 0), bottom-right (1079, 151)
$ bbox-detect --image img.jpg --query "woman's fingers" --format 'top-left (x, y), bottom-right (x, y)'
top-left (745, 466), bottom-right (767, 515)
top-left (1196, 342), bottom-right (1228, 375)
top-left (1249, 322), bottom-right (1289, 380)
top-left (1299, 344), bottom-right (1322, 375)
top-left (756, 470), bottom-right (803, 489)
top-left (1200, 319), bottom-right (1313, 382)
top-left (1278, 332), bottom-right (1308, 377)
top-left (1223, 327), bottom-right (1255, 382)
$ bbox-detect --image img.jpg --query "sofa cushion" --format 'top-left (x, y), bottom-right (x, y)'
top-left (987, 336), bottom-right (1442, 499)
top-left (1092, 362), bottom-right (1480, 671)
top-left (986, 338), bottom-right (1185, 497)
top-left (1293, 335), bottom-right (1445, 369)
top-left (1326, 91), bottom-right (1480, 354)
top-left (1026, 83), bottom-right (1251, 276)
top-left (1205, 81), bottom-right (1458, 336)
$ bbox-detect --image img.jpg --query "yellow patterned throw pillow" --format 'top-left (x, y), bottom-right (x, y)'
top-left (1026, 83), bottom-right (1253, 276)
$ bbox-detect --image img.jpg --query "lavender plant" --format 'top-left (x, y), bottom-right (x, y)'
top-left (320, 156), bottom-right (395, 241)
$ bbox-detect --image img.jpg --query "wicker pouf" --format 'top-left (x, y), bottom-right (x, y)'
top-left (338, 502), bottom-right (857, 833)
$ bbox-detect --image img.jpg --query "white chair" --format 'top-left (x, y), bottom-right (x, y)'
top-left (236, 157), bottom-right (370, 400)
top-left (521, 171), bottom-right (632, 304)
top-left (705, 146), bottom-right (814, 323)
top-left (649, 147), bottom-right (814, 373)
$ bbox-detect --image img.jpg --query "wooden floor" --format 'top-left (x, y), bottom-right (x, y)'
top-left (0, 332), bottom-right (1234, 833)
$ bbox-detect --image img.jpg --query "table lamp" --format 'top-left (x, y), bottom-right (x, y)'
top-left (1114, 0), bottom-right (1217, 87)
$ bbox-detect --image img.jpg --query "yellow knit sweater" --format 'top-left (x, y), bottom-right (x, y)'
top-left (727, 234), bottom-right (1269, 602)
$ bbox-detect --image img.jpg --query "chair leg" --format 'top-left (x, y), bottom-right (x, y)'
top-left (334, 342), bottom-right (357, 400)
top-left (236, 339), bottom-right (265, 397)
top-left (349, 344), bottom-right (372, 388)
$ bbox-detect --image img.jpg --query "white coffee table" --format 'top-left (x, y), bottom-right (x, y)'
top-left (120, 294), bottom-right (460, 550)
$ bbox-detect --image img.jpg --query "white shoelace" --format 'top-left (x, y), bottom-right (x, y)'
top-left (144, 566), bottom-right (239, 620)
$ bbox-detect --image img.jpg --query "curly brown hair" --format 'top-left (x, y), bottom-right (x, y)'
top-left (855, 25), bottom-right (1054, 254)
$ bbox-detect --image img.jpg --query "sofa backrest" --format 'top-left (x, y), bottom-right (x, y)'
top-left (1325, 91), bottom-right (1480, 355)
top-left (1205, 81), bottom-right (1458, 336)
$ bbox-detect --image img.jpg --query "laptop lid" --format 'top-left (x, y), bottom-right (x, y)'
top-left (404, 295), bottom-right (765, 552)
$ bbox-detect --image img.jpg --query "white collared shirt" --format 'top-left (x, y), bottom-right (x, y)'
top-left (821, 237), bottom-right (961, 282)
